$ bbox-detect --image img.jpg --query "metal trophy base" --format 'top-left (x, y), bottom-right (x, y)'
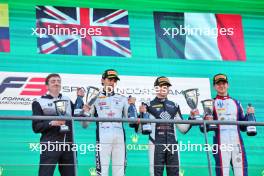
top-left (247, 126), bottom-right (257, 136)
top-left (60, 125), bottom-right (70, 133)
top-left (142, 124), bottom-right (152, 135)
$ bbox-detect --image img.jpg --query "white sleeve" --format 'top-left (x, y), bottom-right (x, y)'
top-left (122, 97), bottom-right (129, 118)
top-left (81, 103), bottom-right (96, 128)
top-left (175, 105), bottom-right (191, 134)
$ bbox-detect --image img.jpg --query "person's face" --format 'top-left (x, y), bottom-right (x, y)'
top-left (214, 81), bottom-right (229, 96)
top-left (47, 76), bottom-right (61, 94)
top-left (156, 85), bottom-right (169, 98)
top-left (77, 88), bottom-right (85, 97)
top-left (102, 78), bottom-right (118, 92)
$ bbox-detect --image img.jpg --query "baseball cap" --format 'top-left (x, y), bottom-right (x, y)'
top-left (154, 76), bottom-right (172, 87)
top-left (213, 73), bottom-right (228, 85)
top-left (102, 69), bottom-right (120, 80)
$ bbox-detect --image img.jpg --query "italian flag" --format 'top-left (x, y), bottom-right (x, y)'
top-left (154, 12), bottom-right (246, 61)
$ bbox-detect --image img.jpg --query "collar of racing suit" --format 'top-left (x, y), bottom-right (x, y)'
top-left (216, 95), bottom-right (230, 100)
top-left (154, 96), bottom-right (167, 103)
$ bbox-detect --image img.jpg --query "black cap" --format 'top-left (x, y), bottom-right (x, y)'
top-left (213, 73), bottom-right (228, 85)
top-left (154, 76), bottom-right (172, 87)
top-left (102, 69), bottom-right (120, 81)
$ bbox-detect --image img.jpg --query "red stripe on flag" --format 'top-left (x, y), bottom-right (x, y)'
top-left (42, 39), bottom-right (73, 54)
top-left (80, 8), bottom-right (92, 56)
top-left (0, 39), bottom-right (10, 52)
top-left (216, 14), bottom-right (246, 61)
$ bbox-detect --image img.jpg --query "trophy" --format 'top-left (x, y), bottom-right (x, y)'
top-left (246, 103), bottom-right (257, 136)
top-left (74, 96), bottom-right (84, 116)
top-left (182, 88), bottom-right (201, 120)
top-left (84, 86), bottom-right (100, 117)
top-left (54, 100), bottom-right (70, 133)
top-left (141, 102), bottom-right (152, 135)
top-left (201, 99), bottom-right (217, 130)
top-left (128, 96), bottom-right (138, 128)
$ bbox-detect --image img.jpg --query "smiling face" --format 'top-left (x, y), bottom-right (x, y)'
top-left (214, 81), bottom-right (229, 96)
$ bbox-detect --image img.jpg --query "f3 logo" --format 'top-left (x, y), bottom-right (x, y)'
top-left (0, 77), bottom-right (47, 96)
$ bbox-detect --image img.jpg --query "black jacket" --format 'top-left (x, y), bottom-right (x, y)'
top-left (32, 94), bottom-right (74, 143)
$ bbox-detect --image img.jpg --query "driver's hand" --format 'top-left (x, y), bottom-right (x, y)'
top-left (83, 104), bottom-right (91, 112)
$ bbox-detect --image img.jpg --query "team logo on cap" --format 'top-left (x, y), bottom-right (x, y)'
top-left (107, 71), bottom-right (117, 75)
top-left (158, 77), bottom-right (169, 83)
top-left (214, 75), bottom-right (227, 81)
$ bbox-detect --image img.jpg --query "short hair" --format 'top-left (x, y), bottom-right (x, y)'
top-left (45, 73), bottom-right (61, 85)
top-left (77, 87), bottom-right (85, 92)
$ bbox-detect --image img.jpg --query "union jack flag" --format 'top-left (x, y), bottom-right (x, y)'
top-left (36, 6), bottom-right (131, 57)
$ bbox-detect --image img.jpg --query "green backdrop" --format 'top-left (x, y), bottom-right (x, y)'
top-left (0, 0), bottom-right (264, 175)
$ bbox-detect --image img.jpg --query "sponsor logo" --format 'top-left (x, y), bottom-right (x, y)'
top-left (0, 76), bottom-right (47, 96)
top-left (165, 103), bottom-right (174, 108)
top-left (89, 167), bottom-right (97, 176)
top-left (160, 111), bottom-right (171, 120)
top-left (217, 101), bottom-right (224, 108)
top-left (99, 106), bottom-right (110, 110)
top-left (99, 102), bottom-right (107, 106)
top-left (152, 104), bottom-right (163, 108)
top-left (126, 134), bottom-right (148, 151)
top-left (180, 169), bottom-right (184, 176)
top-left (0, 76), bottom-right (47, 106)
top-left (107, 111), bottom-right (115, 117)
top-left (130, 134), bottom-right (139, 143)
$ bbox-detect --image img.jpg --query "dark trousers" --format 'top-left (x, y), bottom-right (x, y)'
top-left (154, 144), bottom-right (179, 176)
top-left (38, 150), bottom-right (75, 176)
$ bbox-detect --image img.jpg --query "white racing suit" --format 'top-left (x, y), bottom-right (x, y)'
top-left (88, 92), bottom-right (129, 176)
top-left (213, 95), bottom-right (248, 176)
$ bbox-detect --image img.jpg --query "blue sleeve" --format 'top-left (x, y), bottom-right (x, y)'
top-left (236, 100), bottom-right (247, 132)
top-left (237, 101), bottom-right (248, 121)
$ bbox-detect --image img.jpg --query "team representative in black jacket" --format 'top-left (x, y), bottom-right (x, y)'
top-left (32, 73), bottom-right (75, 176)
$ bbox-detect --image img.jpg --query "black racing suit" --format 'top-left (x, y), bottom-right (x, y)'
top-left (147, 97), bottom-right (192, 176)
top-left (32, 94), bottom-right (75, 176)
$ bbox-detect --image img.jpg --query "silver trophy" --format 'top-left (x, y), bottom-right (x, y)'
top-left (182, 88), bottom-right (201, 120)
top-left (201, 99), bottom-right (217, 130)
top-left (84, 86), bottom-right (100, 117)
top-left (54, 100), bottom-right (70, 132)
